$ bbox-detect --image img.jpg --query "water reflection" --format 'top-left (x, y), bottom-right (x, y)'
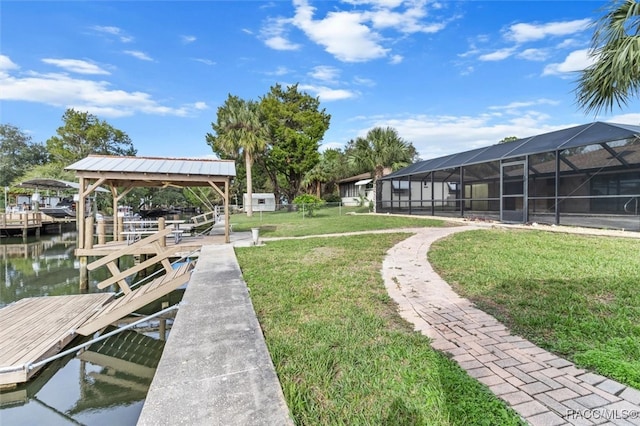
top-left (1, 232), bottom-right (82, 306)
top-left (0, 234), bottom-right (179, 425)
top-left (0, 329), bottom-right (165, 425)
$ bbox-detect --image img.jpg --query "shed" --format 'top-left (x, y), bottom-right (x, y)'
top-left (243, 193), bottom-right (276, 212)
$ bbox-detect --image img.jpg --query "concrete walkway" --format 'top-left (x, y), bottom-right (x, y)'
top-left (137, 242), bottom-right (293, 426)
top-left (382, 226), bottom-right (640, 426)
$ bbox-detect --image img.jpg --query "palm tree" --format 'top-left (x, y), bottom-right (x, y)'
top-left (576, 0), bottom-right (640, 114)
top-left (347, 126), bottom-right (417, 211)
top-left (206, 95), bottom-right (267, 217)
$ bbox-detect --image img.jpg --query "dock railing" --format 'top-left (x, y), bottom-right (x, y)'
top-left (0, 212), bottom-right (42, 229)
top-left (88, 227), bottom-right (180, 294)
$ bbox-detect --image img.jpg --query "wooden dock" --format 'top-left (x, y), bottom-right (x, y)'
top-left (0, 294), bottom-right (114, 388)
top-left (0, 227), bottom-right (197, 389)
top-left (0, 211), bottom-right (74, 238)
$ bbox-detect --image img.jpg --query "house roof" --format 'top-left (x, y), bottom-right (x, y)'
top-left (382, 122), bottom-right (640, 180)
top-left (338, 172), bottom-right (373, 184)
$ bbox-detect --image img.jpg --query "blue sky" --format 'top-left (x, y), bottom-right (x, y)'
top-left (2, 0), bottom-right (639, 162)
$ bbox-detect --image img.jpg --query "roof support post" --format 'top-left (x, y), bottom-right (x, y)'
top-left (77, 177), bottom-right (87, 249)
top-left (430, 172), bottom-right (435, 216)
top-left (555, 150), bottom-right (560, 225)
top-left (407, 176), bottom-right (411, 215)
top-left (459, 166), bottom-right (465, 218)
top-left (224, 177), bottom-right (230, 243)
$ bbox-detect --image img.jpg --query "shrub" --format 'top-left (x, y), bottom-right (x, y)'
top-left (292, 194), bottom-right (325, 216)
top-left (322, 193), bottom-right (342, 203)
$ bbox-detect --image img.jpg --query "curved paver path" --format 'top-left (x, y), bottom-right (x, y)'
top-left (382, 226), bottom-right (640, 426)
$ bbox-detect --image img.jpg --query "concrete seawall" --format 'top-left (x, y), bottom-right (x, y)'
top-left (137, 244), bottom-right (293, 426)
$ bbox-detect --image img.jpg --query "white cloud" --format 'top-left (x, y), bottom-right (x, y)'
top-left (261, 0), bottom-right (448, 63)
top-left (261, 16), bottom-right (302, 51)
top-left (0, 55), bottom-right (19, 73)
top-left (353, 76), bottom-right (376, 86)
top-left (193, 58), bottom-right (216, 66)
top-left (543, 49), bottom-right (594, 76)
top-left (489, 99), bottom-right (560, 111)
top-left (505, 19), bottom-right (591, 43)
top-left (91, 25), bottom-right (133, 43)
top-left (479, 47), bottom-right (516, 62)
top-left (124, 50), bottom-right (154, 61)
top-left (0, 58), bottom-right (201, 118)
top-left (389, 54), bottom-right (403, 64)
top-left (181, 35), bottom-right (197, 44)
top-left (351, 104), bottom-right (573, 160)
top-left (298, 84), bottom-right (358, 101)
top-left (292, 0), bottom-right (389, 62)
top-left (517, 48), bottom-right (549, 61)
top-left (270, 66), bottom-right (290, 76)
top-left (42, 58), bottom-right (110, 75)
top-left (606, 113), bottom-right (640, 126)
top-left (309, 65), bottom-right (340, 82)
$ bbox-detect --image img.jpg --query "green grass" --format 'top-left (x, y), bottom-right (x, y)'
top-left (236, 234), bottom-right (525, 425)
top-left (229, 206), bottom-right (447, 238)
top-left (428, 229), bottom-right (640, 389)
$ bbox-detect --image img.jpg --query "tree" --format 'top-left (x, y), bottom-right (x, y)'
top-left (0, 124), bottom-right (49, 187)
top-left (347, 126), bottom-right (418, 211)
top-left (206, 95), bottom-right (267, 217)
top-left (576, 0), bottom-right (640, 114)
top-left (46, 109), bottom-right (136, 164)
top-left (499, 136), bottom-right (519, 144)
top-left (260, 84), bottom-right (331, 205)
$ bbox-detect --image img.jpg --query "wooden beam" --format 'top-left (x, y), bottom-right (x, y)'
top-left (81, 177), bottom-right (106, 198)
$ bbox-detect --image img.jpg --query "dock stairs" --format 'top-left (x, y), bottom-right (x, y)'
top-left (0, 228), bottom-right (195, 387)
top-left (77, 227), bottom-right (195, 336)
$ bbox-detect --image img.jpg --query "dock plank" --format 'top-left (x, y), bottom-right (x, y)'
top-left (0, 294), bottom-right (113, 387)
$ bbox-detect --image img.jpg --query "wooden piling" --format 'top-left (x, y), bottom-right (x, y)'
top-left (79, 256), bottom-right (88, 291)
top-left (84, 216), bottom-right (94, 249)
top-left (97, 219), bottom-right (106, 245)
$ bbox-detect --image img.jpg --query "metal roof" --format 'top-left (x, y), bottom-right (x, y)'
top-left (16, 178), bottom-right (110, 192)
top-left (65, 155), bottom-right (236, 177)
top-left (383, 122), bottom-right (640, 180)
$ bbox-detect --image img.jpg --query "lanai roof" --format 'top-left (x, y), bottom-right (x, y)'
top-left (382, 122), bottom-right (640, 180)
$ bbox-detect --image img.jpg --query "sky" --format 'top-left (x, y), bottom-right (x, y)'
top-left (2, 0), bottom-right (639, 163)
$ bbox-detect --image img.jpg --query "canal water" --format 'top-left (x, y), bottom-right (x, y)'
top-left (0, 232), bottom-right (181, 425)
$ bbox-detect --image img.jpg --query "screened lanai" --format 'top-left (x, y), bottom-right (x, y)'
top-left (379, 122), bottom-right (640, 231)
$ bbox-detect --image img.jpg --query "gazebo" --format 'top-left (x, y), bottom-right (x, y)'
top-left (65, 155), bottom-right (236, 247)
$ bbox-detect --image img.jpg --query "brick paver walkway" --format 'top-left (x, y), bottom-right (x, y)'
top-left (381, 226), bottom-right (640, 426)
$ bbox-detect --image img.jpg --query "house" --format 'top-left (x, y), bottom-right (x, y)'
top-left (338, 173), bottom-right (374, 206)
top-left (379, 122), bottom-right (640, 231)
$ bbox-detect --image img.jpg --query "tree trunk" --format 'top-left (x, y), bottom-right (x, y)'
top-left (374, 166), bottom-right (384, 213)
top-left (245, 150), bottom-right (253, 217)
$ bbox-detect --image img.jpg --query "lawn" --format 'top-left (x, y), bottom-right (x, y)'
top-left (236, 234), bottom-right (525, 425)
top-left (229, 206), bottom-right (447, 238)
top-left (428, 228), bottom-right (640, 389)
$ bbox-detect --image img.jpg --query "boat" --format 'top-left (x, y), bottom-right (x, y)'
top-left (40, 198), bottom-right (76, 218)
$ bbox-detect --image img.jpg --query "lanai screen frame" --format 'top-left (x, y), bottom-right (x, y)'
top-left (66, 155), bottom-right (237, 247)
top-left (380, 122), bottom-right (640, 231)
